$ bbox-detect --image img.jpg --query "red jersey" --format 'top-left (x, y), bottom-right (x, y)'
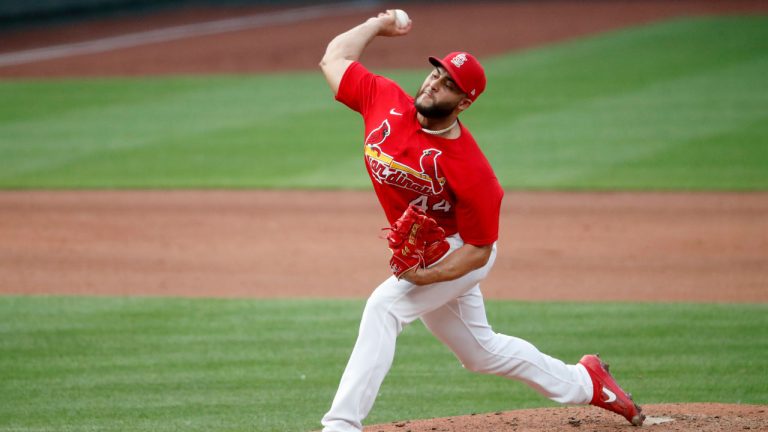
top-left (336, 62), bottom-right (504, 246)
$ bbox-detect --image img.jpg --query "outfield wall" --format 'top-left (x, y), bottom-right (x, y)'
top-left (0, 0), bottom-right (361, 22)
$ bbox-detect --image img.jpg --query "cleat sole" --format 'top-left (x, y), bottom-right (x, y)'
top-left (631, 403), bottom-right (645, 426)
top-left (631, 411), bottom-right (646, 426)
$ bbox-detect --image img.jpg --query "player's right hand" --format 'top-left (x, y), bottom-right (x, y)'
top-left (372, 10), bottom-right (412, 37)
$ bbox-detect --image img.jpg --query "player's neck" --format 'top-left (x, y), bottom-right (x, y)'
top-left (417, 113), bottom-right (461, 139)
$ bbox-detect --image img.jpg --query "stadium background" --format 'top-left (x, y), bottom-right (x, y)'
top-left (1, 1), bottom-right (766, 431)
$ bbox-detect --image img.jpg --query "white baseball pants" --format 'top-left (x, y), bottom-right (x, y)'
top-left (321, 235), bottom-right (594, 432)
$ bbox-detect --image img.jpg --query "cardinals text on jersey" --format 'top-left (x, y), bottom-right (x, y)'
top-left (364, 119), bottom-right (446, 196)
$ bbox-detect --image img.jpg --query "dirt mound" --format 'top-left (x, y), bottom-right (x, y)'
top-left (365, 403), bottom-right (767, 431)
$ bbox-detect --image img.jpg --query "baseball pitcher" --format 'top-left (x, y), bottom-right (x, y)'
top-left (318, 9), bottom-right (644, 432)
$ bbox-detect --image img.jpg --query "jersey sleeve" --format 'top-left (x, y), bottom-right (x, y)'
top-left (454, 174), bottom-right (504, 246)
top-left (445, 141), bottom-right (504, 246)
top-left (335, 62), bottom-right (398, 116)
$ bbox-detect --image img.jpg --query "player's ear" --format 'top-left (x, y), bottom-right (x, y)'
top-left (457, 97), bottom-right (473, 113)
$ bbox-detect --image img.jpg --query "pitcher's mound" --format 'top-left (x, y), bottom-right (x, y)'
top-left (365, 403), bottom-right (767, 431)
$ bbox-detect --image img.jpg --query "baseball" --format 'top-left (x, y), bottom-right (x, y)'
top-left (394, 9), bottom-right (409, 29)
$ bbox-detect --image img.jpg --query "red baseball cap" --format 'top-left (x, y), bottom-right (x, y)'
top-left (428, 52), bottom-right (486, 102)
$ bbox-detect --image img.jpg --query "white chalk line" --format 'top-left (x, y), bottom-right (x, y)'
top-left (0, 0), bottom-right (379, 68)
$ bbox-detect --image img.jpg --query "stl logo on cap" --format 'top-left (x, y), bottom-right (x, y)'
top-left (451, 53), bottom-right (468, 68)
top-left (428, 51), bottom-right (486, 101)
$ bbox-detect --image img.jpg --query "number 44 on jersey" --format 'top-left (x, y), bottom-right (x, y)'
top-left (410, 195), bottom-right (452, 212)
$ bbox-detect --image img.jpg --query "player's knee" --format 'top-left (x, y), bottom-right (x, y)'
top-left (459, 352), bottom-right (498, 374)
top-left (365, 289), bottom-right (392, 314)
top-left (362, 290), bottom-right (404, 329)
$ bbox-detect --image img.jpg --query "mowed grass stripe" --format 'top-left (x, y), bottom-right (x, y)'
top-left (469, 16), bottom-right (768, 190)
top-left (0, 16), bottom-right (766, 190)
top-left (0, 75), bottom-right (350, 187)
top-left (1, 296), bottom-right (766, 431)
top-left (478, 56), bottom-right (768, 189)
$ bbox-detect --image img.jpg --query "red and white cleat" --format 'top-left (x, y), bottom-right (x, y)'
top-left (579, 354), bottom-right (645, 426)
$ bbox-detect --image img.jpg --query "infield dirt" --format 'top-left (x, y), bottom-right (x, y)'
top-left (1, 1), bottom-right (766, 431)
top-left (2, 190), bottom-right (766, 303)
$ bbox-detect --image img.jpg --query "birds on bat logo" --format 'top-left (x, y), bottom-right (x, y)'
top-left (364, 119), bottom-right (445, 195)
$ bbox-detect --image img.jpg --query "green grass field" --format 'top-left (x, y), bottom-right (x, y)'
top-left (1, 16), bottom-right (767, 190)
top-left (1, 15), bottom-right (767, 432)
top-left (1, 296), bottom-right (766, 432)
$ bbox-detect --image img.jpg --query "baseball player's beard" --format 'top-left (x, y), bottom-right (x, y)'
top-left (414, 95), bottom-right (458, 119)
